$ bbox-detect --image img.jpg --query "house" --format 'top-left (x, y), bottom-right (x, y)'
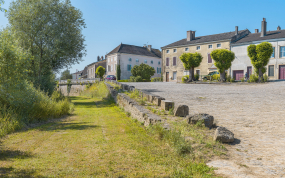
top-left (87, 56), bottom-right (106, 78)
top-left (72, 70), bottom-right (83, 79)
top-left (161, 28), bottom-right (250, 82)
top-left (231, 18), bottom-right (285, 80)
top-left (106, 43), bottom-right (162, 80)
top-left (80, 66), bottom-right (88, 79)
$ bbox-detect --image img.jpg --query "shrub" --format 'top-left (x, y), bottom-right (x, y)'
top-left (263, 74), bottom-right (268, 82)
top-left (182, 75), bottom-right (189, 83)
top-left (118, 80), bottom-right (129, 82)
top-left (130, 76), bottom-right (143, 82)
top-left (226, 75), bottom-right (231, 82)
top-left (249, 74), bottom-right (259, 83)
top-left (230, 77), bottom-right (235, 83)
top-left (194, 73), bottom-right (199, 81)
top-left (241, 77), bottom-right (245, 82)
top-left (81, 81), bottom-right (109, 99)
top-left (151, 77), bottom-right (162, 82)
top-left (212, 74), bottom-right (220, 81)
top-left (169, 107), bottom-right (174, 115)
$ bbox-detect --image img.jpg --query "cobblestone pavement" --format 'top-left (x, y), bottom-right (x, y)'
top-left (126, 82), bottom-right (285, 178)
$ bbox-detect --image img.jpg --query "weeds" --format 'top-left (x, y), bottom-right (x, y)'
top-left (169, 107), bottom-right (174, 115)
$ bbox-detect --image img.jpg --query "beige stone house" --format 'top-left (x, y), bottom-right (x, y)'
top-left (87, 56), bottom-right (106, 79)
top-left (161, 27), bottom-right (250, 82)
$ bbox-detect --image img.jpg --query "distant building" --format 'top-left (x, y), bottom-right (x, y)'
top-left (87, 56), bottom-right (106, 78)
top-left (72, 70), bottom-right (83, 79)
top-left (106, 43), bottom-right (162, 80)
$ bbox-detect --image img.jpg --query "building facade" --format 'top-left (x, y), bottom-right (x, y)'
top-left (106, 44), bottom-right (162, 80)
top-left (72, 70), bottom-right (82, 79)
top-left (161, 28), bottom-right (250, 82)
top-left (231, 18), bottom-right (285, 80)
top-left (87, 56), bottom-right (106, 78)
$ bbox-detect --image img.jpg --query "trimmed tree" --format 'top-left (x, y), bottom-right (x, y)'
top-left (131, 63), bottom-right (155, 81)
top-left (247, 42), bottom-right (273, 82)
top-left (180, 52), bottom-right (203, 82)
top-left (96, 66), bottom-right (105, 81)
top-left (210, 49), bottom-right (235, 82)
top-left (116, 61), bottom-right (121, 80)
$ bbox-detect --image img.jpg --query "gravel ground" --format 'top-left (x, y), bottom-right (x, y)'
top-left (125, 81), bottom-right (285, 178)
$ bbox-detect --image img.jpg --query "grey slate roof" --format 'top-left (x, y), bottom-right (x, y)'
top-left (162, 30), bottom-right (248, 48)
top-left (233, 29), bottom-right (285, 44)
top-left (107, 43), bottom-right (161, 58)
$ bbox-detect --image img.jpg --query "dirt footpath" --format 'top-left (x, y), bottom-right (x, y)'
top-left (126, 81), bottom-right (285, 178)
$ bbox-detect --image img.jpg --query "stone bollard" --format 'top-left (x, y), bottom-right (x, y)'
top-left (161, 100), bottom-right (174, 111)
top-left (186, 113), bottom-right (214, 129)
top-left (213, 127), bottom-right (234, 143)
top-left (173, 105), bottom-right (189, 117)
top-left (153, 96), bottom-right (165, 106)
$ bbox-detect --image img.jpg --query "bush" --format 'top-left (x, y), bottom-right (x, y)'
top-left (212, 74), bottom-right (220, 81)
top-left (130, 76), bottom-right (143, 82)
top-left (230, 78), bottom-right (235, 83)
top-left (182, 75), bottom-right (189, 83)
top-left (151, 77), bottom-right (162, 82)
top-left (80, 81), bottom-right (109, 99)
top-left (226, 75), bottom-right (231, 82)
top-left (241, 77), bottom-right (245, 82)
top-left (263, 74), bottom-right (268, 82)
top-left (118, 80), bottom-right (129, 82)
top-left (194, 73), bottom-right (199, 81)
top-left (248, 74), bottom-right (259, 83)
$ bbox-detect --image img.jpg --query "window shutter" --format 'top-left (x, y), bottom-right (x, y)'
top-left (166, 58), bottom-right (169, 66)
top-left (173, 57), bottom-right (176, 66)
top-left (208, 54), bottom-right (212, 63)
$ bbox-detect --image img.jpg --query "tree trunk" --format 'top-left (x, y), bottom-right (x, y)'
top-left (258, 68), bottom-right (263, 82)
top-left (220, 71), bottom-right (226, 82)
top-left (188, 68), bottom-right (194, 82)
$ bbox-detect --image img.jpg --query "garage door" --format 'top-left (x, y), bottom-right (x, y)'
top-left (233, 70), bottom-right (244, 80)
top-left (279, 65), bottom-right (285, 79)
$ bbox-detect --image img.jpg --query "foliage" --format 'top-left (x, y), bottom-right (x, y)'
top-left (118, 79), bottom-right (129, 82)
top-left (248, 73), bottom-right (259, 83)
top-left (169, 107), bottom-right (174, 115)
top-left (247, 42), bottom-right (273, 82)
top-left (211, 49), bottom-right (235, 81)
top-left (263, 74), bottom-right (268, 82)
top-left (0, 0), bottom-right (7, 12)
top-left (7, 0), bottom-right (86, 92)
top-left (241, 77), bottom-right (245, 82)
top-left (182, 75), bottom-right (189, 83)
top-left (194, 73), bottom-right (199, 81)
top-left (116, 64), bottom-right (121, 80)
top-left (131, 63), bottom-right (155, 80)
top-left (130, 76), bottom-right (143, 82)
top-left (66, 79), bottom-right (72, 96)
top-left (226, 75), bottom-right (231, 82)
top-left (212, 74), bottom-right (220, 80)
top-left (95, 66), bottom-right (105, 80)
top-left (230, 77), bottom-right (235, 83)
top-left (60, 69), bottom-right (72, 80)
top-left (80, 82), bottom-right (109, 99)
top-left (151, 77), bottom-right (162, 82)
top-left (180, 52), bottom-right (203, 81)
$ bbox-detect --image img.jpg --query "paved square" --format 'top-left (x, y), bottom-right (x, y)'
top-left (126, 82), bottom-right (285, 177)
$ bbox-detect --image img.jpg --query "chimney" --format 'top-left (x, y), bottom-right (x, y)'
top-left (97, 56), bottom-right (100, 61)
top-left (261, 18), bottom-right (267, 37)
top-left (191, 31), bottom-right (196, 40)
top-left (187, 30), bottom-right (193, 41)
top-left (101, 56), bottom-right (104, 60)
top-left (277, 26), bottom-right (281, 31)
top-left (255, 29), bottom-right (259, 33)
top-left (147, 45), bottom-right (152, 51)
top-left (235, 26), bottom-right (238, 35)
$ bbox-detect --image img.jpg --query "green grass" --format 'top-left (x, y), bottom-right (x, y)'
top-left (0, 95), bottom-right (220, 177)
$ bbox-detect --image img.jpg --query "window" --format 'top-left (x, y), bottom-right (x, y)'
top-left (217, 44), bottom-right (221, 48)
top-left (208, 45), bottom-right (212, 49)
top-left (151, 60), bottom-right (153, 64)
top-left (114, 57), bottom-right (117, 61)
top-left (184, 71), bottom-right (189, 76)
top-left (127, 64), bottom-right (132, 71)
top-left (185, 48), bottom-right (189, 51)
top-left (111, 58), bottom-right (113, 62)
top-left (196, 46), bottom-right (200, 50)
top-left (173, 57), bottom-right (176, 66)
top-left (157, 67), bottom-right (161, 74)
top-left (111, 65), bottom-right (113, 71)
top-left (173, 49), bottom-right (177, 53)
top-left (129, 58), bottom-right (132, 61)
top-left (272, 47), bottom-right (275, 58)
top-left (166, 58), bottom-right (169, 66)
top-left (144, 60), bottom-right (147, 63)
top-left (208, 53), bottom-right (212, 63)
top-left (158, 61), bottom-right (161, 65)
top-left (173, 72), bottom-right (177, 80)
top-left (166, 50), bottom-right (169, 53)
top-left (108, 58), bottom-right (110, 62)
top-left (280, 46), bottom-right (285, 57)
top-left (268, 65), bottom-right (274, 76)
top-left (136, 59), bottom-right (139, 62)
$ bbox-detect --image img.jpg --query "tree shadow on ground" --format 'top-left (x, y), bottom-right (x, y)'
top-left (0, 167), bottom-right (47, 178)
top-left (141, 89), bottom-right (161, 93)
top-left (0, 149), bottom-right (33, 161)
top-left (35, 121), bottom-right (100, 132)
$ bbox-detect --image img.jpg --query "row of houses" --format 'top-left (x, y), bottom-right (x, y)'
top-left (162, 18), bottom-right (285, 82)
top-left (74, 18), bottom-right (285, 82)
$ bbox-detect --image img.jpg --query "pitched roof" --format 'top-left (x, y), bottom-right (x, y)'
top-left (233, 29), bottom-right (285, 44)
top-left (162, 30), bottom-right (248, 48)
top-left (87, 59), bottom-right (106, 67)
top-left (107, 44), bottom-right (161, 58)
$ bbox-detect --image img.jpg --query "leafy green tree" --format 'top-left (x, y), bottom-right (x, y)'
top-left (60, 69), bottom-right (72, 80)
top-left (0, 0), bottom-right (7, 12)
top-left (131, 63), bottom-right (155, 81)
top-left (96, 66), bottom-right (105, 80)
top-left (180, 52), bottom-right (203, 82)
top-left (7, 0), bottom-right (86, 92)
top-left (247, 42), bottom-right (273, 82)
top-left (211, 49), bottom-right (235, 82)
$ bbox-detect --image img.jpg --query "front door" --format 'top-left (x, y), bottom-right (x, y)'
top-left (166, 72), bottom-right (169, 82)
top-left (247, 67), bottom-right (252, 78)
top-left (279, 65), bottom-right (285, 79)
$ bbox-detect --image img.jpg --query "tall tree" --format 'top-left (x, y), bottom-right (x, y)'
top-left (7, 0), bottom-right (86, 92)
top-left (211, 49), bottom-right (235, 82)
top-left (131, 63), bottom-right (155, 81)
top-left (180, 52), bottom-right (203, 82)
top-left (60, 69), bottom-right (72, 80)
top-left (247, 42), bottom-right (273, 82)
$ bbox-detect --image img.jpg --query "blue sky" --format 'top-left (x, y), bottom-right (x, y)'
top-left (0, 0), bottom-right (284, 76)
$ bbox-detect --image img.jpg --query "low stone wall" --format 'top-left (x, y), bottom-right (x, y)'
top-left (59, 84), bottom-right (86, 96)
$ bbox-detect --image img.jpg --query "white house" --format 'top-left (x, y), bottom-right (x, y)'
top-left (72, 70), bottom-right (82, 79)
top-left (106, 43), bottom-right (162, 80)
top-left (231, 18), bottom-right (285, 80)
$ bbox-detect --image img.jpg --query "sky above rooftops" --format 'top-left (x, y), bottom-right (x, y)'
top-left (0, 0), bottom-right (284, 77)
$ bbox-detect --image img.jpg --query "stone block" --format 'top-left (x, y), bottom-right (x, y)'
top-left (147, 94), bottom-right (158, 103)
top-left (128, 86), bottom-right (135, 92)
top-left (174, 105), bottom-right (189, 117)
top-left (213, 127), bottom-right (234, 143)
top-left (153, 96), bottom-right (165, 106)
top-left (161, 100), bottom-right (174, 111)
top-left (186, 113), bottom-right (214, 129)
